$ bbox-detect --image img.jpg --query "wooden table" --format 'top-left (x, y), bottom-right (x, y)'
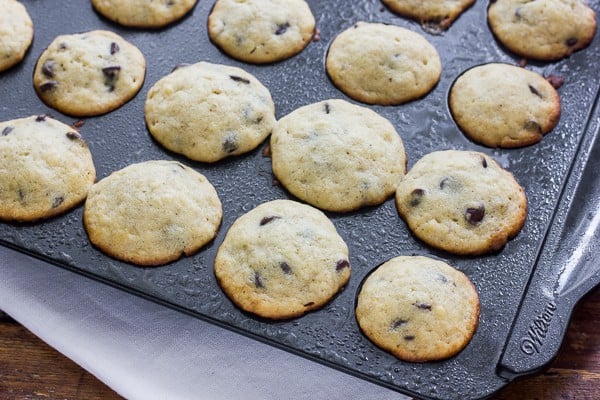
top-left (1, 287), bottom-right (599, 400)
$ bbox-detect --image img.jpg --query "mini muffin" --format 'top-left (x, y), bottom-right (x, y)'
top-left (382, 0), bottom-right (475, 31)
top-left (84, 160), bottom-right (222, 266)
top-left (208, 0), bottom-right (315, 63)
top-left (145, 62), bottom-right (276, 163)
top-left (326, 22), bottom-right (441, 105)
top-left (214, 200), bottom-right (351, 319)
top-left (33, 30), bottom-right (146, 117)
top-left (271, 99), bottom-right (406, 212)
top-left (356, 255), bottom-right (480, 362)
top-left (395, 150), bottom-right (527, 255)
top-left (488, 0), bottom-right (597, 61)
top-left (0, 0), bottom-right (34, 72)
top-left (91, 0), bottom-right (198, 28)
top-left (0, 115), bottom-right (95, 222)
top-left (449, 63), bottom-right (561, 148)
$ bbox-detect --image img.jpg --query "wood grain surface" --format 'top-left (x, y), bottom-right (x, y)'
top-left (1, 287), bottom-right (599, 400)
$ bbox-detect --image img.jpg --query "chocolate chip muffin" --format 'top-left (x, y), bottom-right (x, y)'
top-left (270, 99), bottom-right (406, 212)
top-left (356, 255), bottom-right (480, 362)
top-left (449, 63), bottom-right (561, 148)
top-left (84, 160), bottom-right (222, 266)
top-left (0, 0), bottom-right (34, 72)
top-left (488, 0), bottom-right (597, 61)
top-left (208, 0), bottom-right (315, 63)
top-left (382, 0), bottom-right (475, 31)
top-left (395, 150), bottom-right (527, 255)
top-left (0, 115), bottom-right (96, 222)
top-left (326, 22), bottom-right (442, 105)
top-left (214, 199), bottom-right (351, 319)
top-left (33, 30), bottom-right (146, 117)
top-left (145, 61), bottom-right (276, 163)
top-left (91, 0), bottom-right (198, 28)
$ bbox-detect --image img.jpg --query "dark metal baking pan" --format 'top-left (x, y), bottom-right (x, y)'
top-left (1, 1), bottom-right (599, 399)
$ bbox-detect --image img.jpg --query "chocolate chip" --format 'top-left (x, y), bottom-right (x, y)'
top-left (66, 131), bottom-right (81, 140)
top-left (304, 301), bottom-right (315, 307)
top-left (222, 136), bottom-right (238, 153)
top-left (166, 0), bottom-right (175, 5)
top-left (514, 6), bottom-right (524, 19)
top-left (102, 65), bottom-right (122, 76)
top-left (230, 75), bottom-right (250, 84)
top-left (71, 120), bottom-right (85, 130)
top-left (390, 319), bottom-right (408, 330)
top-left (519, 58), bottom-right (528, 68)
top-left (259, 215), bottom-right (280, 226)
top-left (404, 335), bottom-right (416, 341)
top-left (546, 75), bottom-right (565, 89)
top-left (110, 42), bottom-right (120, 55)
top-left (312, 28), bottom-right (321, 42)
top-left (254, 271), bottom-right (264, 288)
top-left (528, 84), bottom-right (542, 98)
top-left (243, 106), bottom-right (264, 125)
top-left (414, 303), bottom-right (432, 311)
top-left (1, 126), bottom-right (14, 136)
top-left (42, 61), bottom-right (55, 78)
top-left (439, 176), bottom-right (462, 192)
top-left (58, 42), bottom-right (68, 50)
top-left (324, 102), bottom-right (331, 114)
top-left (480, 155), bottom-right (488, 168)
top-left (18, 188), bottom-right (25, 201)
top-left (262, 144), bottom-right (272, 157)
top-left (279, 262), bottom-right (292, 275)
top-left (566, 37), bottom-right (578, 47)
top-left (524, 120), bottom-right (542, 133)
top-left (421, 17), bottom-right (451, 34)
top-left (51, 196), bottom-right (64, 209)
top-left (275, 22), bottom-right (290, 35)
top-left (465, 203), bottom-right (485, 225)
top-left (409, 188), bottom-right (424, 207)
top-left (35, 115), bottom-right (47, 122)
top-left (439, 177), bottom-right (449, 190)
top-left (172, 63), bottom-right (191, 72)
top-left (102, 65), bottom-right (121, 91)
top-left (39, 81), bottom-right (58, 92)
top-left (335, 259), bottom-right (350, 271)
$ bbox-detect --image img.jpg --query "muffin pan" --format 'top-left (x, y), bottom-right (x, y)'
top-left (1, 1), bottom-right (599, 399)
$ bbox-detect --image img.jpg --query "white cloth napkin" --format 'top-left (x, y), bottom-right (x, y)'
top-left (0, 247), bottom-right (407, 400)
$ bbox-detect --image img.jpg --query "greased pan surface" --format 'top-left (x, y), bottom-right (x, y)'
top-left (1, 1), bottom-right (599, 399)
